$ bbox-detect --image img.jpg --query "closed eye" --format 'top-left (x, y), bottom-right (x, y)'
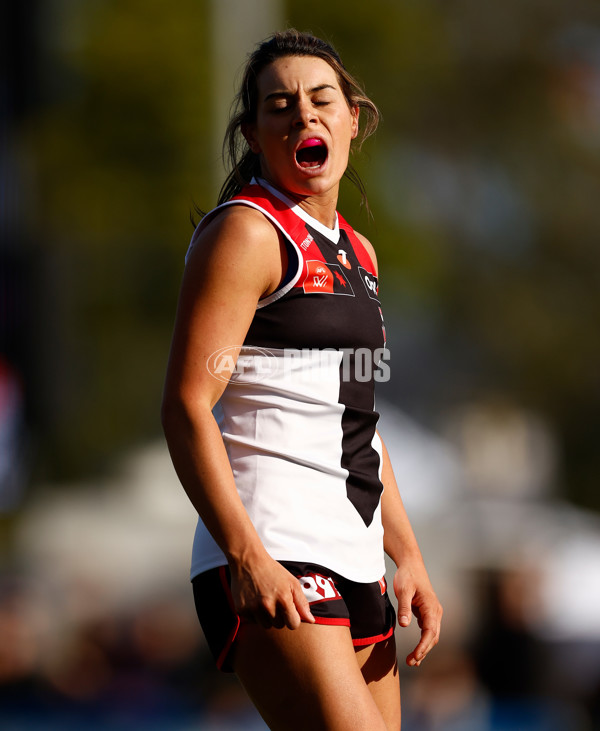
top-left (263, 84), bottom-right (338, 111)
top-left (268, 99), bottom-right (331, 114)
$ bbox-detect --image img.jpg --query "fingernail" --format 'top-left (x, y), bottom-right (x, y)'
top-left (400, 615), bottom-right (410, 625)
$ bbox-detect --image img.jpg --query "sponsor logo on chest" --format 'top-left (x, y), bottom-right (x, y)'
top-left (359, 266), bottom-right (379, 300)
top-left (302, 259), bottom-right (355, 296)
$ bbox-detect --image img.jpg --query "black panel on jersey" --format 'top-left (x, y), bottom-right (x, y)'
top-left (245, 227), bottom-right (384, 352)
top-left (245, 223), bottom-right (385, 526)
top-left (339, 356), bottom-right (383, 527)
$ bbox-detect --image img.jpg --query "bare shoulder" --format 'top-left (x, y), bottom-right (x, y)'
top-left (354, 230), bottom-right (378, 276)
top-left (185, 203), bottom-right (282, 297)
top-left (191, 203), bottom-right (279, 254)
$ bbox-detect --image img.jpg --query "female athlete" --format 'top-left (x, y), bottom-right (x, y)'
top-left (162, 29), bottom-right (442, 731)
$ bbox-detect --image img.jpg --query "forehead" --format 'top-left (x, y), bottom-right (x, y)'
top-left (256, 55), bottom-right (342, 96)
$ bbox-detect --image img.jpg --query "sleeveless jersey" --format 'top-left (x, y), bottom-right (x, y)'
top-left (190, 178), bottom-right (388, 583)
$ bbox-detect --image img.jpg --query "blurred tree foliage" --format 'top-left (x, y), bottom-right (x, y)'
top-left (28, 0), bottom-right (213, 476)
top-left (25, 0), bottom-right (600, 509)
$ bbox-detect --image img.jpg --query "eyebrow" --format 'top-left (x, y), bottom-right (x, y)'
top-left (263, 84), bottom-right (337, 102)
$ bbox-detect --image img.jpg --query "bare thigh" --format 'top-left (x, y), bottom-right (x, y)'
top-left (355, 635), bottom-right (401, 730)
top-left (232, 622), bottom-right (390, 731)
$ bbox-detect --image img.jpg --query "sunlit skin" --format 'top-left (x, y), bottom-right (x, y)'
top-left (243, 55), bottom-right (359, 228)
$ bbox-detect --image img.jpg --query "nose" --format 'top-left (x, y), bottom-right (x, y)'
top-left (293, 96), bottom-right (317, 127)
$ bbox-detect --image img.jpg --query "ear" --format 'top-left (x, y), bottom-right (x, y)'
top-left (242, 122), bottom-right (261, 154)
top-left (350, 105), bottom-right (360, 140)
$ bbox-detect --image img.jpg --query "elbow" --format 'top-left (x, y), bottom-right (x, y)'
top-left (161, 389), bottom-right (215, 440)
top-left (161, 392), bottom-right (185, 439)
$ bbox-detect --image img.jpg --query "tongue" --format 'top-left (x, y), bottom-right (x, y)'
top-left (297, 141), bottom-right (326, 167)
top-left (298, 148), bottom-right (324, 167)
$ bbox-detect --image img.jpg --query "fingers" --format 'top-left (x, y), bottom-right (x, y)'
top-left (236, 574), bottom-right (315, 631)
top-left (264, 580), bottom-right (315, 630)
top-left (405, 602), bottom-right (442, 668)
top-left (393, 563), bottom-right (443, 668)
top-left (396, 588), bottom-right (413, 629)
top-left (406, 625), bottom-right (436, 667)
top-left (291, 581), bottom-right (315, 626)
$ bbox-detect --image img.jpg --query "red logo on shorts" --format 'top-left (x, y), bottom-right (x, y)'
top-left (299, 573), bottom-right (341, 604)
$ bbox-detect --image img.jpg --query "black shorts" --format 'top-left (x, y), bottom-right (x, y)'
top-left (192, 560), bottom-right (396, 672)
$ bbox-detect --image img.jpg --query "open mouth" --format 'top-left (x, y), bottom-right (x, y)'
top-left (295, 138), bottom-right (328, 169)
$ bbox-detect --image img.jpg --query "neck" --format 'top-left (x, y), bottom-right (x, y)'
top-left (258, 176), bottom-right (339, 230)
top-left (297, 191), bottom-right (338, 229)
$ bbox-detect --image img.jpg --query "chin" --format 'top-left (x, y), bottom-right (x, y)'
top-left (293, 168), bottom-right (339, 193)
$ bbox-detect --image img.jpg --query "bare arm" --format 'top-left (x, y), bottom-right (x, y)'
top-left (379, 433), bottom-right (443, 666)
top-left (354, 231), bottom-right (442, 664)
top-left (161, 206), bottom-right (314, 629)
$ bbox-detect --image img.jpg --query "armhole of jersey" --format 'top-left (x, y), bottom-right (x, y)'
top-left (185, 207), bottom-right (220, 265)
top-left (184, 199), bottom-right (303, 307)
top-left (218, 199), bottom-right (304, 309)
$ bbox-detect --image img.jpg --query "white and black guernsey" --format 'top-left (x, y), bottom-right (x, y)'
top-left (190, 178), bottom-right (388, 583)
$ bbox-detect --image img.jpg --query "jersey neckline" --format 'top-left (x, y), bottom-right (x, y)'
top-left (253, 177), bottom-right (341, 245)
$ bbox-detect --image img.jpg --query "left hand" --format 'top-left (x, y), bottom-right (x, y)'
top-left (393, 559), bottom-right (443, 667)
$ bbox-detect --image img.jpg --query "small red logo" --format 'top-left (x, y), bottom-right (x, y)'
top-left (337, 249), bottom-right (351, 269)
top-left (334, 271), bottom-right (347, 287)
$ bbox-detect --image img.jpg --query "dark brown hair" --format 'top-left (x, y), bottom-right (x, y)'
top-left (217, 28), bottom-right (380, 208)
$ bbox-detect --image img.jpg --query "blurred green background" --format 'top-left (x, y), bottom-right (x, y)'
top-left (2, 1), bottom-right (600, 729)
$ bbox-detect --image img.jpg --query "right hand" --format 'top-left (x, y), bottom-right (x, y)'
top-left (229, 555), bottom-right (316, 630)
